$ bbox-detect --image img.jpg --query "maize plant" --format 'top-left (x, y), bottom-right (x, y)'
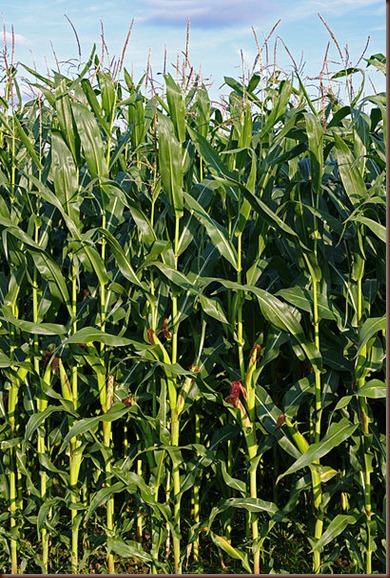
top-left (0, 33), bottom-right (386, 575)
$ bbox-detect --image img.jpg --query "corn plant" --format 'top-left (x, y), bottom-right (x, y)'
top-left (0, 33), bottom-right (385, 575)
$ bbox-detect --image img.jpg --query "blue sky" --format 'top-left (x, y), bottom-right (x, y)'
top-left (0, 0), bottom-right (386, 102)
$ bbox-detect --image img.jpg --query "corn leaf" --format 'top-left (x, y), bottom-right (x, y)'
top-left (209, 531), bottom-right (252, 572)
top-left (313, 514), bottom-right (358, 552)
top-left (72, 102), bottom-right (108, 179)
top-left (184, 192), bottom-right (238, 269)
top-left (63, 327), bottom-right (134, 347)
top-left (158, 113), bottom-right (184, 218)
top-left (165, 73), bottom-right (186, 144)
top-left (332, 132), bottom-right (367, 206)
top-left (277, 418), bottom-right (358, 481)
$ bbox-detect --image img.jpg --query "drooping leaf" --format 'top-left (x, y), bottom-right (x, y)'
top-left (184, 192), bottom-right (238, 269)
top-left (63, 327), bottom-right (134, 347)
top-left (107, 537), bottom-right (154, 563)
top-left (0, 313), bottom-right (67, 336)
top-left (313, 514), bottom-right (359, 552)
top-left (357, 316), bottom-right (386, 355)
top-left (332, 132), bottom-right (367, 206)
top-left (209, 531), bottom-right (252, 573)
top-left (278, 418), bottom-right (358, 481)
top-left (356, 379), bottom-right (386, 399)
top-left (85, 482), bottom-right (126, 522)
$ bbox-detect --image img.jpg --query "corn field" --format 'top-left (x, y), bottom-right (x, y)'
top-left (0, 37), bottom-right (386, 574)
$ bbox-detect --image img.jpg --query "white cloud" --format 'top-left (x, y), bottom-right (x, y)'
top-left (140, 0), bottom-right (273, 28)
top-left (4, 31), bottom-right (30, 46)
top-left (285, 0), bottom-right (382, 14)
top-left (310, 0), bottom-right (382, 7)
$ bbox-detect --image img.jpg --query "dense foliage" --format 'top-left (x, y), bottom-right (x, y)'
top-left (0, 43), bottom-right (386, 574)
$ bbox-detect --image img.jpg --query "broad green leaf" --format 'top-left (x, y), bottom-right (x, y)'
top-left (214, 279), bottom-right (321, 371)
top-left (334, 395), bottom-right (353, 410)
top-left (216, 175), bottom-right (304, 248)
top-left (165, 73), bottom-right (186, 143)
top-left (126, 199), bottom-right (156, 248)
top-left (283, 378), bottom-right (314, 417)
top-left (23, 175), bottom-right (80, 239)
top-left (109, 127), bottom-right (132, 169)
top-left (98, 228), bottom-right (146, 289)
top-left (50, 130), bottom-right (79, 223)
top-left (196, 84), bottom-right (210, 138)
top-left (199, 294), bottom-right (229, 324)
top-left (304, 112), bottom-right (323, 196)
top-left (276, 286), bottom-right (336, 321)
top-left (25, 406), bottom-right (69, 441)
top-left (219, 461), bottom-right (246, 496)
top-left (20, 62), bottom-right (55, 88)
top-left (186, 125), bottom-right (233, 181)
top-left (365, 53), bottom-right (386, 73)
top-left (259, 80), bottom-right (292, 137)
top-left (55, 87), bottom-right (80, 163)
top-left (209, 531), bottom-right (251, 573)
top-left (0, 216), bottom-right (42, 249)
top-left (224, 496), bottom-right (278, 516)
top-left (356, 379), bottom-right (386, 399)
top-left (70, 236), bottom-right (109, 286)
top-left (184, 192), bottom-right (238, 269)
top-left (236, 150), bottom-right (255, 235)
top-left (150, 261), bottom-right (197, 292)
top-left (72, 101), bottom-right (108, 179)
top-left (0, 313), bottom-right (66, 336)
top-left (254, 287), bottom-right (321, 369)
top-left (332, 132), bottom-right (367, 206)
top-left (30, 251), bottom-right (72, 314)
top-left (0, 352), bottom-right (11, 368)
top-left (63, 327), bottom-right (134, 347)
top-left (313, 514), bottom-right (358, 552)
top-left (258, 330), bottom-right (289, 368)
top-left (98, 71), bottom-right (117, 121)
top-left (128, 96), bottom-right (146, 149)
top-left (357, 316), bottom-right (386, 355)
top-left (81, 78), bottom-right (111, 137)
top-left (331, 67), bottom-right (361, 79)
top-left (37, 497), bottom-right (65, 534)
top-left (24, 175), bottom-right (109, 286)
top-left (255, 385), bottom-right (301, 459)
top-left (354, 215), bottom-right (386, 243)
top-left (59, 403), bottom-right (134, 453)
top-left (85, 482), bottom-right (126, 522)
top-left (107, 537), bottom-right (153, 563)
top-left (13, 114), bottom-right (43, 170)
top-left (158, 113), bottom-right (184, 218)
top-left (278, 418), bottom-right (358, 480)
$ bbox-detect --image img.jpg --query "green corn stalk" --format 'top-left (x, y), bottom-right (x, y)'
top-left (2, 71), bottom-right (19, 574)
top-left (303, 112), bottom-right (325, 573)
top-left (157, 90), bottom-right (186, 571)
top-left (37, 360), bottom-right (51, 572)
top-left (225, 344), bottom-right (261, 574)
top-left (353, 229), bottom-right (373, 574)
top-left (189, 319), bottom-right (207, 564)
top-left (6, 303), bottom-right (27, 574)
top-left (32, 223), bottom-right (50, 573)
top-left (192, 410), bottom-right (201, 562)
top-left (7, 372), bottom-right (19, 575)
top-left (244, 344), bottom-right (261, 575)
top-left (57, 356), bottom-right (83, 573)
